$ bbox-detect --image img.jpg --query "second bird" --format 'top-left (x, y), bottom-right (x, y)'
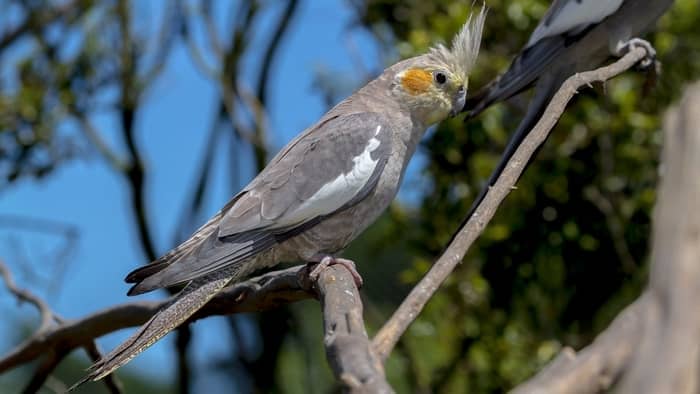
top-left (463, 0), bottom-right (674, 217)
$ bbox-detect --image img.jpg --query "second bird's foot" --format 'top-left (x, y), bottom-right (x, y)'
top-left (616, 37), bottom-right (657, 70)
top-left (308, 256), bottom-right (364, 288)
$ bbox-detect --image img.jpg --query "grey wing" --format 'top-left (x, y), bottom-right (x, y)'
top-left (127, 112), bottom-right (393, 293)
top-left (527, 0), bottom-right (624, 47)
top-left (221, 111), bottom-right (393, 235)
top-left (465, 0), bottom-right (624, 118)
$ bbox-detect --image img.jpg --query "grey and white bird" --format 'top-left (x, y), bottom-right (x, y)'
top-left (74, 9), bottom-right (486, 386)
top-left (462, 0), bottom-right (673, 217)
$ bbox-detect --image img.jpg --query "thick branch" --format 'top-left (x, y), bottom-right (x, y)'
top-left (512, 293), bottom-right (650, 394)
top-left (617, 81), bottom-right (700, 393)
top-left (314, 265), bottom-right (392, 393)
top-left (372, 47), bottom-right (649, 361)
top-left (0, 266), bottom-right (314, 374)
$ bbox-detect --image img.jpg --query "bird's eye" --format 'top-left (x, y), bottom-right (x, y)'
top-left (434, 71), bottom-right (447, 85)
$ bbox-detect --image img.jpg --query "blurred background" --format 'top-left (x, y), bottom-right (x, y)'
top-left (0, 0), bottom-right (698, 393)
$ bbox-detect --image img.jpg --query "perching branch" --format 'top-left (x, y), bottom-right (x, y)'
top-left (372, 46), bottom-right (650, 361)
top-left (313, 265), bottom-right (392, 394)
top-left (0, 265), bottom-right (314, 376)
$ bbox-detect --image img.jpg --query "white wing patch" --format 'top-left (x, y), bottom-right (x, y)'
top-left (527, 0), bottom-right (624, 47)
top-left (276, 126), bottom-right (384, 227)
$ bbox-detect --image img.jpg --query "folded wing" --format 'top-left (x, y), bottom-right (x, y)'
top-left (126, 112), bottom-right (393, 294)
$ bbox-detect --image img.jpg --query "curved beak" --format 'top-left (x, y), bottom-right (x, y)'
top-left (450, 86), bottom-right (467, 117)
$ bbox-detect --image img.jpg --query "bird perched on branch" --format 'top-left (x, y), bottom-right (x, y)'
top-left (73, 8), bottom-right (486, 387)
top-left (462, 0), bottom-right (674, 218)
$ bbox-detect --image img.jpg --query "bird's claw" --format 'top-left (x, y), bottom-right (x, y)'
top-left (308, 256), bottom-right (364, 288)
top-left (616, 37), bottom-right (657, 70)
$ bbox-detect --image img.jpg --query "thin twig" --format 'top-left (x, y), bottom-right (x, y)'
top-left (0, 259), bottom-right (54, 332)
top-left (0, 0), bottom-right (83, 52)
top-left (72, 112), bottom-right (130, 171)
top-left (372, 47), bottom-right (649, 361)
top-left (142, 1), bottom-right (181, 83)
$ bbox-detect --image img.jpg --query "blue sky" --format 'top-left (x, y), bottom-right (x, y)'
top-left (0, 0), bottom-right (430, 389)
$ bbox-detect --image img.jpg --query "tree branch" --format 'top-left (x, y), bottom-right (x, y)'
top-left (0, 0), bottom-right (84, 52)
top-left (617, 80), bottom-right (700, 394)
top-left (0, 265), bottom-right (314, 375)
top-left (314, 265), bottom-right (392, 393)
top-left (372, 47), bottom-right (650, 361)
top-left (0, 261), bottom-right (393, 392)
top-left (0, 259), bottom-right (120, 393)
top-left (512, 293), bottom-right (650, 394)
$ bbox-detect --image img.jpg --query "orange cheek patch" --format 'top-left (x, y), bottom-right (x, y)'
top-left (401, 69), bottom-right (432, 95)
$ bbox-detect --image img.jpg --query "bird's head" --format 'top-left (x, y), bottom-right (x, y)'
top-left (391, 8), bottom-right (485, 125)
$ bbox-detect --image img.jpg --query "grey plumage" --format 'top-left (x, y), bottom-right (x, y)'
top-left (463, 0), bottom-right (673, 218)
top-left (128, 112), bottom-right (395, 295)
top-left (73, 9), bottom-right (486, 387)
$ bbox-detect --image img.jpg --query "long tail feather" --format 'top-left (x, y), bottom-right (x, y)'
top-left (69, 272), bottom-right (236, 391)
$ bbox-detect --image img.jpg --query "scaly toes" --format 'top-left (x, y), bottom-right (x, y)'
top-left (307, 256), bottom-right (364, 288)
top-left (617, 38), bottom-right (657, 70)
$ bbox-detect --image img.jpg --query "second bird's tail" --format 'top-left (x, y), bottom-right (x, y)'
top-left (464, 75), bottom-right (560, 221)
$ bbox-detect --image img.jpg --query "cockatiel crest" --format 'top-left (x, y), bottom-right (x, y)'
top-left (394, 8), bottom-right (486, 123)
top-left (426, 8), bottom-right (486, 83)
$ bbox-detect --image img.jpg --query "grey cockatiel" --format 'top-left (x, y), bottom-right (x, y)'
top-left (74, 9), bottom-right (486, 386)
top-left (462, 0), bottom-right (673, 217)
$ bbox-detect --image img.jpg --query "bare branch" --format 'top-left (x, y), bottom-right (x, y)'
top-left (0, 259), bottom-right (56, 332)
top-left (584, 185), bottom-right (637, 272)
top-left (23, 348), bottom-right (67, 394)
top-left (142, 1), bottom-right (181, 84)
top-left (314, 265), bottom-right (392, 393)
top-left (180, 4), bottom-right (219, 79)
top-left (372, 47), bottom-right (650, 361)
top-left (0, 260), bottom-right (394, 392)
top-left (72, 112), bottom-right (130, 171)
top-left (256, 0), bottom-right (299, 105)
top-left (512, 293), bottom-right (650, 394)
top-left (0, 265), bottom-right (314, 375)
top-left (114, 0), bottom-right (158, 263)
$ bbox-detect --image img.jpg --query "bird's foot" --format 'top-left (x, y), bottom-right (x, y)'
top-left (307, 255), bottom-right (364, 288)
top-left (616, 37), bottom-right (658, 70)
